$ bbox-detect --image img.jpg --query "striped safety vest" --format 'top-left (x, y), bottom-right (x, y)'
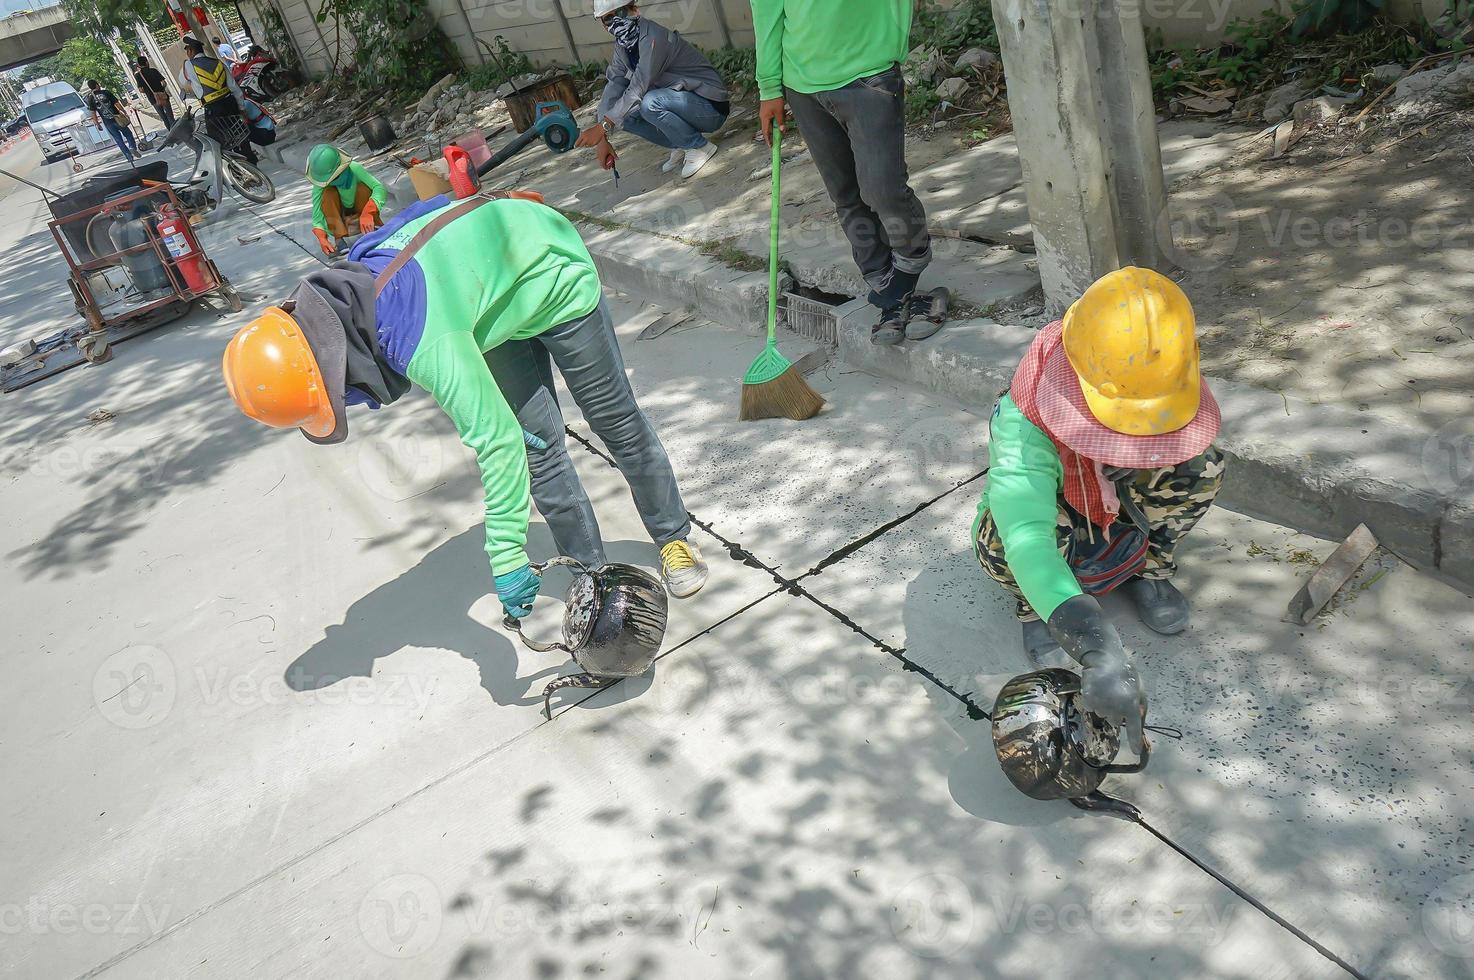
top-left (190, 55), bottom-right (231, 104)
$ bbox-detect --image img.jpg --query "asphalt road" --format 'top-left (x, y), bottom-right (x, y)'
top-left (0, 134), bottom-right (44, 199)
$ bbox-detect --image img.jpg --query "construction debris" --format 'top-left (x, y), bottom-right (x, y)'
top-left (1284, 523), bottom-right (1380, 625)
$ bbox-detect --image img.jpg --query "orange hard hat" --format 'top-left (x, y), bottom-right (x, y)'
top-left (222, 306), bottom-right (339, 441)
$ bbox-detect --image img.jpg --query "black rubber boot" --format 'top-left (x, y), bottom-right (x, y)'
top-left (1122, 577), bottom-right (1191, 635)
top-left (1021, 618), bottom-right (1070, 668)
top-left (872, 300), bottom-right (908, 346)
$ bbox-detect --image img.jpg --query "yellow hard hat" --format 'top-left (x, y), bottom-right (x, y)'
top-left (1061, 267), bottom-right (1201, 436)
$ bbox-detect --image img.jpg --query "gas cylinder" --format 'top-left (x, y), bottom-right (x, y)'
top-left (108, 204), bottom-right (170, 296)
top-left (157, 205), bottom-right (211, 294)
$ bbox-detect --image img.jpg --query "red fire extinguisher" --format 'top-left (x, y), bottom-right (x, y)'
top-left (157, 205), bottom-right (211, 294)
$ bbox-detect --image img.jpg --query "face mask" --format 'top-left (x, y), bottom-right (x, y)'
top-left (606, 14), bottom-right (640, 52)
top-left (332, 169), bottom-right (355, 190)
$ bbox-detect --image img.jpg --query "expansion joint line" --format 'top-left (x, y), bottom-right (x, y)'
top-left (561, 426), bottom-right (990, 719)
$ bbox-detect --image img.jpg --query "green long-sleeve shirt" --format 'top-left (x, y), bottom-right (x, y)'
top-left (310, 162), bottom-right (387, 233)
top-left (362, 198), bottom-right (602, 575)
top-left (751, 0), bottom-right (913, 100)
top-left (974, 394), bottom-right (1083, 620)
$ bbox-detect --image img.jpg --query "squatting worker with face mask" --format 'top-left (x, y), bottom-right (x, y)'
top-left (221, 192), bottom-right (711, 620)
top-left (305, 143), bottom-right (387, 256)
top-left (975, 268), bottom-right (1226, 751)
top-left (574, 2), bottom-right (730, 179)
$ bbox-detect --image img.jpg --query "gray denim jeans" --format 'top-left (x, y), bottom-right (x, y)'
top-left (485, 298), bottom-right (691, 569)
top-left (785, 65), bottom-right (932, 304)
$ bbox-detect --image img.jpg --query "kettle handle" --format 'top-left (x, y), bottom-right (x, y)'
top-left (502, 614), bottom-right (571, 654)
top-left (500, 556), bottom-right (590, 653)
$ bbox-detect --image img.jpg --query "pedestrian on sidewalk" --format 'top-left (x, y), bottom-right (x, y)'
top-left (84, 80), bottom-right (138, 163)
top-left (222, 192), bottom-right (711, 621)
top-left (132, 55), bottom-right (176, 131)
top-left (213, 35), bottom-right (240, 66)
top-left (751, 0), bottom-right (948, 346)
top-left (575, 2), bottom-right (730, 180)
top-left (974, 268), bottom-right (1225, 735)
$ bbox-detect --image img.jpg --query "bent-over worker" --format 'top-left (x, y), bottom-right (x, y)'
top-left (222, 193), bottom-right (710, 622)
top-left (974, 267), bottom-right (1225, 748)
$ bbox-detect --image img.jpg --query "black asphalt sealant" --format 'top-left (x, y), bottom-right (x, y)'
top-left (560, 426), bottom-right (991, 720)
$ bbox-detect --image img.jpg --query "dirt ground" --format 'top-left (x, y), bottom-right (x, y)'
top-left (1167, 109), bottom-right (1474, 434)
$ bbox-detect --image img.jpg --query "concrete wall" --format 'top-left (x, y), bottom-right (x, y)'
top-left (442, 0), bottom-right (755, 70)
top-left (240, 0), bottom-right (357, 78)
top-left (259, 0), bottom-right (1445, 81)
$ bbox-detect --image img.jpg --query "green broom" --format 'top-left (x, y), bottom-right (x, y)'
top-left (740, 127), bottom-right (825, 422)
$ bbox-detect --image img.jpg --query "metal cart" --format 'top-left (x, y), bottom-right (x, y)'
top-left (1, 169), bottom-right (240, 392)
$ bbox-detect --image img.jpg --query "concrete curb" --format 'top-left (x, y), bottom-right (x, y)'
top-left (579, 224), bottom-right (777, 336)
top-left (581, 220), bottom-right (1474, 596)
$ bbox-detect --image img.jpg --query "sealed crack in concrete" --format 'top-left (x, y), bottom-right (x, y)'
top-left (799, 469), bottom-right (989, 580)
top-left (564, 425), bottom-right (1369, 976)
top-left (563, 426), bottom-right (989, 719)
top-left (1135, 817), bottom-right (1370, 980)
top-left (244, 201), bottom-right (330, 267)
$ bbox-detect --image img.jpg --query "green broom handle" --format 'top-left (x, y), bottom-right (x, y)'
top-left (767, 126), bottom-right (781, 345)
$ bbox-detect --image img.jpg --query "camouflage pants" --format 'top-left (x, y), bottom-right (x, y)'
top-left (976, 446), bottom-right (1226, 621)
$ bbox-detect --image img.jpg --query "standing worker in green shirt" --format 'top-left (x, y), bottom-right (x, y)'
top-left (221, 192), bottom-right (710, 623)
top-left (751, 0), bottom-right (948, 345)
top-left (975, 268), bottom-right (1226, 751)
top-left (307, 143), bottom-right (387, 256)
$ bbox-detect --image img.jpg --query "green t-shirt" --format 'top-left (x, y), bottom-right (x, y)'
top-left (752, 0), bottom-right (913, 100)
top-left (375, 199), bottom-right (602, 576)
top-left (310, 162), bottom-right (386, 233)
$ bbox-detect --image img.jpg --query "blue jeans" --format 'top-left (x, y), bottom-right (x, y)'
top-left (101, 118), bottom-right (137, 160)
top-left (620, 88), bottom-right (727, 151)
top-left (485, 298), bottom-right (691, 568)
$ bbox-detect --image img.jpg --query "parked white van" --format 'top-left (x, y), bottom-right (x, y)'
top-left (21, 81), bottom-right (108, 163)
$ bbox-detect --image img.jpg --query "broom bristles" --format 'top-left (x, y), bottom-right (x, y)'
top-left (740, 366), bottom-right (825, 421)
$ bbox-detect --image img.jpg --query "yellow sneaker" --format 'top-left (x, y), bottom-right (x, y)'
top-left (659, 539), bottom-right (708, 598)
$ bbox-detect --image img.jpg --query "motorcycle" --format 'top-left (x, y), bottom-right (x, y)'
top-left (159, 107), bottom-right (275, 212)
top-left (232, 46), bottom-right (291, 102)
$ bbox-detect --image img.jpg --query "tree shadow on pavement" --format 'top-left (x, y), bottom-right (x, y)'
top-left (437, 593), bottom-right (1243, 979)
top-left (1172, 124), bottom-right (1474, 435)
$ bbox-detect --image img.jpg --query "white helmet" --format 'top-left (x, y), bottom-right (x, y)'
top-left (593, 0), bottom-right (630, 15)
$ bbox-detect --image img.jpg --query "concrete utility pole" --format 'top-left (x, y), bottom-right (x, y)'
top-left (992, 0), bottom-right (1172, 312)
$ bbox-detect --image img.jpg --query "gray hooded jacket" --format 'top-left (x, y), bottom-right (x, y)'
top-left (596, 17), bottom-right (729, 127)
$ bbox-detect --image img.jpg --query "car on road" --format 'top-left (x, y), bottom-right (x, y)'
top-left (21, 81), bottom-right (108, 163)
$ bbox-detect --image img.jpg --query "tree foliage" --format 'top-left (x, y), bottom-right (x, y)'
top-left (315, 0), bottom-right (459, 91)
top-left (27, 37), bottom-right (128, 92)
top-left (61, 0), bottom-right (171, 41)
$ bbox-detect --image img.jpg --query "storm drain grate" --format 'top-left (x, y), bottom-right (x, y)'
top-left (779, 291), bottom-right (838, 346)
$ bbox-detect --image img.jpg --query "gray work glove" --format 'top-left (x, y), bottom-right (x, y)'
top-left (1046, 594), bottom-right (1147, 754)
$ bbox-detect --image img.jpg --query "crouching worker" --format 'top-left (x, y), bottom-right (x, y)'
top-left (974, 268), bottom-right (1225, 742)
top-left (221, 192), bottom-right (709, 621)
top-left (576, 2), bottom-right (730, 179)
top-left (307, 144), bottom-right (386, 256)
